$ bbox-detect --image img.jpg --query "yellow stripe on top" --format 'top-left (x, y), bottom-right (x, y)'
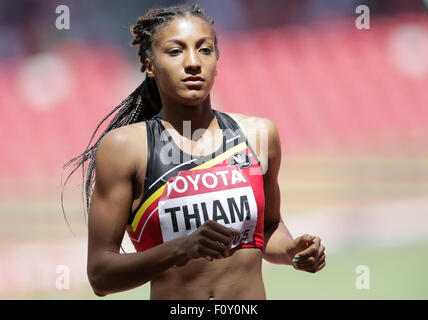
top-left (129, 142), bottom-right (248, 232)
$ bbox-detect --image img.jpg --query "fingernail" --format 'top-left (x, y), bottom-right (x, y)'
top-left (307, 235), bottom-right (313, 239)
top-left (294, 255), bottom-right (301, 259)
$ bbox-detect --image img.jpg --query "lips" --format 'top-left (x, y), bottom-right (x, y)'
top-left (182, 76), bottom-right (205, 87)
top-left (182, 76), bottom-right (205, 82)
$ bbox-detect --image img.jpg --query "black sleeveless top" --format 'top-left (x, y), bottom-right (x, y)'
top-left (126, 109), bottom-right (266, 252)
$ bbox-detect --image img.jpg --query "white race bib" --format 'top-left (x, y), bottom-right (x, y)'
top-left (158, 166), bottom-right (258, 249)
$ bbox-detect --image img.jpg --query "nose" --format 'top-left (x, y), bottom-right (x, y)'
top-left (184, 48), bottom-right (201, 71)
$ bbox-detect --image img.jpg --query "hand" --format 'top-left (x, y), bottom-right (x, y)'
top-left (288, 234), bottom-right (326, 273)
top-left (181, 220), bottom-right (241, 262)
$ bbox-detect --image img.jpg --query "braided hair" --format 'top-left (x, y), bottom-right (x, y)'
top-left (61, 4), bottom-right (219, 228)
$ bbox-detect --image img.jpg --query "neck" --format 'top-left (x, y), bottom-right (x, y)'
top-left (157, 95), bottom-right (215, 136)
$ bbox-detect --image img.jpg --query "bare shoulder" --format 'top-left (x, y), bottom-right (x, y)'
top-left (95, 122), bottom-right (147, 176)
top-left (224, 111), bottom-right (280, 149)
top-left (223, 112), bottom-right (278, 134)
top-left (98, 122), bottom-right (146, 153)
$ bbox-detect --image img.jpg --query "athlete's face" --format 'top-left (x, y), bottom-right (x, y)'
top-left (145, 15), bottom-right (218, 106)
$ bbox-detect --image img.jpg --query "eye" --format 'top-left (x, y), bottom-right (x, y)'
top-left (200, 47), bottom-right (213, 54)
top-left (168, 49), bottom-right (181, 56)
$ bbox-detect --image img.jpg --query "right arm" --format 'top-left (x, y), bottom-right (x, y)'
top-left (87, 128), bottom-right (239, 297)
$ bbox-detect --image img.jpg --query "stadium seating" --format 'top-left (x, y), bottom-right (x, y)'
top-left (0, 15), bottom-right (426, 180)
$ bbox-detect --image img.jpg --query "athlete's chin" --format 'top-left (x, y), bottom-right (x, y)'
top-left (179, 91), bottom-right (210, 105)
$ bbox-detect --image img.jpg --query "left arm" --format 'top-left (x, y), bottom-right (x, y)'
top-left (261, 119), bottom-right (326, 273)
top-left (261, 118), bottom-right (294, 265)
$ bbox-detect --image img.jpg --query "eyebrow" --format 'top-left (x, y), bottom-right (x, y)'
top-left (164, 36), bottom-right (213, 47)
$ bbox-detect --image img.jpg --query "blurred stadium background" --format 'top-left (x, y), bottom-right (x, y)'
top-left (1, 0), bottom-right (427, 299)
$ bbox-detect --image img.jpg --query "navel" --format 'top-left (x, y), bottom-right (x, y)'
top-left (208, 289), bottom-right (215, 300)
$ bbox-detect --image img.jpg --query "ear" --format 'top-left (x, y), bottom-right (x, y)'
top-left (145, 58), bottom-right (155, 78)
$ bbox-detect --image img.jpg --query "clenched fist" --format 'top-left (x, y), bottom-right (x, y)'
top-left (287, 234), bottom-right (326, 273)
top-left (176, 220), bottom-right (241, 266)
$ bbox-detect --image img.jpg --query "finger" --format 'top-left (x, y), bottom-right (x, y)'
top-left (199, 237), bottom-right (229, 257)
top-left (226, 237), bottom-right (234, 255)
top-left (293, 251), bottom-right (325, 269)
top-left (314, 254), bottom-right (326, 269)
top-left (304, 234), bottom-right (316, 247)
top-left (229, 228), bottom-right (243, 247)
top-left (298, 245), bottom-right (325, 266)
top-left (205, 220), bottom-right (240, 239)
top-left (200, 225), bottom-right (232, 245)
top-left (316, 260), bottom-right (326, 272)
top-left (295, 237), bottom-right (321, 259)
top-left (292, 234), bottom-right (309, 250)
top-left (293, 234), bottom-right (315, 250)
top-left (300, 254), bottom-right (326, 272)
top-left (307, 260), bottom-right (326, 273)
top-left (318, 244), bottom-right (325, 257)
top-left (198, 246), bottom-right (223, 260)
top-left (308, 253), bottom-right (326, 269)
top-left (229, 227), bottom-right (242, 239)
top-left (292, 256), bottom-right (316, 268)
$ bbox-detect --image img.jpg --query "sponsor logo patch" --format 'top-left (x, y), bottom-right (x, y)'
top-left (229, 152), bottom-right (252, 168)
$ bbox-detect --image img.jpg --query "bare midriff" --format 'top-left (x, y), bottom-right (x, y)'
top-left (150, 248), bottom-right (266, 300)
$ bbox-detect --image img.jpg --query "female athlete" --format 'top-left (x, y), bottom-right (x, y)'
top-left (63, 4), bottom-right (326, 299)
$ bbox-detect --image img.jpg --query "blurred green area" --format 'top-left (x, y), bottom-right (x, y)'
top-left (265, 241), bottom-right (428, 300)
top-left (8, 241), bottom-right (428, 300)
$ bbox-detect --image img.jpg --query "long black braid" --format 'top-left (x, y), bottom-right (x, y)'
top-left (61, 4), bottom-right (219, 230)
